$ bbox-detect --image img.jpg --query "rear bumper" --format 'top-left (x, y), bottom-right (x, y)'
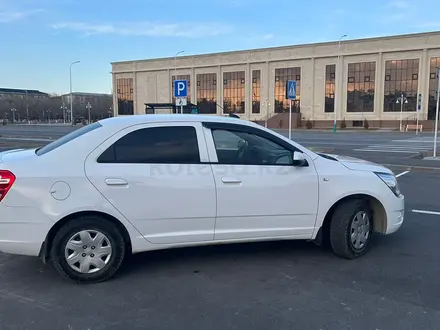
top-left (385, 194), bottom-right (405, 235)
top-left (0, 205), bottom-right (54, 257)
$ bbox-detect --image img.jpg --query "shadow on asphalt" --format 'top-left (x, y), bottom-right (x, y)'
top-left (0, 235), bottom-right (394, 286)
top-left (117, 237), bottom-right (391, 281)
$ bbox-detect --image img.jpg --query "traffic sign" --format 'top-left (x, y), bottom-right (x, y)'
top-left (174, 80), bottom-right (188, 98)
top-left (176, 98), bottom-right (187, 106)
top-left (286, 80), bottom-right (297, 100)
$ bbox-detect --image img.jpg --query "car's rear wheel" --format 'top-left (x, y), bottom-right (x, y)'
top-left (50, 216), bottom-right (126, 283)
top-left (330, 199), bottom-right (373, 259)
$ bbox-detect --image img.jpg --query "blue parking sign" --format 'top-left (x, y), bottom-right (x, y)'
top-left (286, 80), bottom-right (296, 100)
top-left (174, 80), bottom-right (188, 98)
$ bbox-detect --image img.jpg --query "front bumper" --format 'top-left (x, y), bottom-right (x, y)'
top-left (385, 194), bottom-right (405, 235)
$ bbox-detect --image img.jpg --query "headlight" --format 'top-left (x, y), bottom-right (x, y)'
top-left (375, 172), bottom-right (401, 197)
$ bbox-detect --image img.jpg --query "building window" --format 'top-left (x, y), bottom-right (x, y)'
top-left (252, 70), bottom-right (261, 113)
top-left (428, 58), bottom-right (440, 120)
top-left (346, 62), bottom-right (376, 113)
top-left (117, 78), bottom-right (134, 115)
top-left (172, 74), bottom-right (191, 113)
top-left (384, 59), bottom-right (419, 112)
top-left (196, 73), bottom-right (217, 114)
top-left (274, 67), bottom-right (301, 113)
top-left (325, 64), bottom-right (336, 113)
top-left (223, 71), bottom-right (245, 114)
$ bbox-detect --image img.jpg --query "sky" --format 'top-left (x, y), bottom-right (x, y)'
top-left (0, 0), bottom-right (439, 95)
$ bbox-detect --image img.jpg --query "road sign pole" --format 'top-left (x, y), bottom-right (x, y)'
top-left (289, 100), bottom-right (292, 140)
top-left (416, 111), bottom-right (419, 135)
top-left (416, 93), bottom-right (421, 135)
top-left (433, 68), bottom-right (440, 158)
top-left (180, 105), bottom-right (183, 114)
top-left (286, 80), bottom-right (296, 140)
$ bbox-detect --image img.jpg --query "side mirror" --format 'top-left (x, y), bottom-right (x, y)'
top-left (292, 151), bottom-right (308, 167)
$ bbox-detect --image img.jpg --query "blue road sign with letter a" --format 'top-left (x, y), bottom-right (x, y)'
top-left (174, 80), bottom-right (188, 98)
top-left (286, 80), bottom-right (296, 100)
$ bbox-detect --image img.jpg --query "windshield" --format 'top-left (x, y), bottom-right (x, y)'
top-left (35, 122), bottom-right (102, 156)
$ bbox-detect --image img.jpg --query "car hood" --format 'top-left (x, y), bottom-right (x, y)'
top-left (320, 153), bottom-right (393, 174)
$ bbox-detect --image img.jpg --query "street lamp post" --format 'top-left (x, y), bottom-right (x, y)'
top-left (86, 102), bottom-right (92, 124)
top-left (174, 50), bottom-right (184, 113)
top-left (61, 103), bottom-right (67, 124)
top-left (396, 93), bottom-right (408, 132)
top-left (69, 61), bottom-right (80, 125)
top-left (25, 90), bottom-right (29, 124)
top-left (335, 34), bottom-right (347, 133)
top-left (10, 108), bottom-right (16, 123)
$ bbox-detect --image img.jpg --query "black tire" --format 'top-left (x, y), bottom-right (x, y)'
top-left (330, 199), bottom-right (373, 259)
top-left (50, 216), bottom-right (126, 284)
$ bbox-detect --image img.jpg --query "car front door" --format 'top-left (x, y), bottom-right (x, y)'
top-left (84, 122), bottom-right (217, 244)
top-left (203, 122), bottom-right (319, 241)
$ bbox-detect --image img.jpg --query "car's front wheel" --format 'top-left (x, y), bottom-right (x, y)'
top-left (50, 216), bottom-right (126, 283)
top-left (330, 199), bottom-right (373, 259)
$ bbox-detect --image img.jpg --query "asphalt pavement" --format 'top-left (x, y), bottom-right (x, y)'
top-left (0, 125), bottom-right (439, 330)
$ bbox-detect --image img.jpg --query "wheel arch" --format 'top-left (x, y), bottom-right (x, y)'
top-left (39, 210), bottom-right (133, 263)
top-left (315, 193), bottom-right (387, 245)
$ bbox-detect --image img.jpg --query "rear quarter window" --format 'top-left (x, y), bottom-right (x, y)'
top-left (36, 122), bottom-right (102, 156)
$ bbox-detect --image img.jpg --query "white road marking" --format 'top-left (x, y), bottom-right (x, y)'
top-left (381, 164), bottom-right (440, 171)
top-left (412, 209), bottom-right (440, 216)
top-left (396, 170), bottom-right (410, 178)
top-left (353, 149), bottom-right (420, 153)
top-left (393, 140), bottom-right (436, 143)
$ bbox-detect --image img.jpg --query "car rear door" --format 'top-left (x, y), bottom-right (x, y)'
top-left (203, 122), bottom-right (319, 241)
top-left (84, 121), bottom-right (217, 244)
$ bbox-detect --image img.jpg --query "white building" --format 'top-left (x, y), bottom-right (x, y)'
top-left (111, 31), bottom-right (440, 129)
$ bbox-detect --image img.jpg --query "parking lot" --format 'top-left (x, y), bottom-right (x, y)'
top-left (0, 126), bottom-right (439, 330)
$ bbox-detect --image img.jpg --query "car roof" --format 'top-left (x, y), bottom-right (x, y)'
top-left (98, 114), bottom-right (253, 129)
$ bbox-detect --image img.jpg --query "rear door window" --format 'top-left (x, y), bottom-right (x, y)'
top-left (36, 122), bottom-right (102, 156)
top-left (97, 126), bottom-right (200, 164)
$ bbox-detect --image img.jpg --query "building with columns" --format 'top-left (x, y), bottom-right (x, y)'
top-left (111, 31), bottom-right (440, 129)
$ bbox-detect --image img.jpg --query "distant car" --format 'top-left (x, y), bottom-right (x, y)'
top-left (228, 113), bottom-right (240, 118)
top-left (0, 115), bottom-right (404, 283)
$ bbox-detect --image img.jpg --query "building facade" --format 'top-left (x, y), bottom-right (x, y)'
top-left (59, 92), bottom-right (113, 120)
top-left (111, 31), bottom-right (440, 129)
top-left (0, 88), bottom-right (49, 99)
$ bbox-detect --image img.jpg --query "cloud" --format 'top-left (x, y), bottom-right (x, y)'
top-left (0, 9), bottom-right (43, 23)
top-left (261, 34), bottom-right (274, 40)
top-left (387, 0), bottom-right (409, 8)
top-left (413, 21), bottom-right (440, 29)
top-left (332, 9), bottom-right (346, 15)
top-left (50, 21), bottom-right (233, 38)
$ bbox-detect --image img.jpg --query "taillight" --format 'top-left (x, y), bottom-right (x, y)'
top-left (0, 170), bottom-right (15, 202)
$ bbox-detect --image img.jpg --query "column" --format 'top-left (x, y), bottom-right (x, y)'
top-left (112, 73), bottom-right (117, 116)
top-left (420, 49), bottom-right (429, 120)
top-left (246, 62), bottom-right (251, 120)
top-left (217, 65), bottom-right (223, 115)
top-left (133, 71), bottom-right (138, 114)
top-left (266, 61), bottom-right (271, 121)
top-left (310, 57), bottom-right (315, 121)
top-left (335, 55), bottom-right (344, 122)
top-left (191, 67), bottom-right (196, 105)
top-left (375, 52), bottom-right (384, 121)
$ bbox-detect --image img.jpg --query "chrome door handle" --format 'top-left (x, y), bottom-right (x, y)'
top-left (221, 177), bottom-right (242, 184)
top-left (105, 178), bottom-right (128, 186)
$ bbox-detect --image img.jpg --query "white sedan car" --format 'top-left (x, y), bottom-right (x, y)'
top-left (0, 115), bottom-right (404, 283)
